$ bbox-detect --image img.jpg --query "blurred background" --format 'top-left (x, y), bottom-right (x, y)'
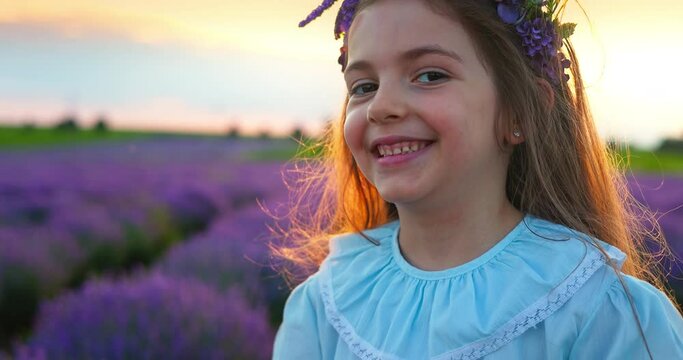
top-left (0, 1), bottom-right (681, 359)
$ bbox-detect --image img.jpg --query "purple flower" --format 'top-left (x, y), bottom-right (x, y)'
top-left (23, 274), bottom-right (274, 359)
top-left (334, 0), bottom-right (360, 39)
top-left (496, 0), bottom-right (524, 25)
top-left (163, 188), bottom-right (219, 232)
top-left (298, 0), bottom-right (338, 28)
top-left (494, 0), bottom-right (572, 83)
top-left (157, 206), bottom-right (272, 302)
top-left (516, 18), bottom-right (556, 57)
top-left (514, 17), bottom-right (566, 83)
top-left (299, 0), bottom-right (359, 71)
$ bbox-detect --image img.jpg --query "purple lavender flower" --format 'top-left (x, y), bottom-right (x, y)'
top-left (299, 0), bottom-right (338, 28)
top-left (516, 18), bottom-right (555, 56)
top-left (163, 188), bottom-right (219, 233)
top-left (334, 0), bottom-right (360, 39)
top-left (157, 198), bottom-right (293, 327)
top-left (496, 0), bottom-right (524, 24)
top-left (332, 0), bottom-right (360, 70)
top-left (156, 206), bottom-right (271, 302)
top-left (493, 0), bottom-right (572, 83)
top-left (514, 17), bottom-right (565, 82)
top-left (299, 0), bottom-right (359, 71)
top-left (23, 274), bottom-right (273, 359)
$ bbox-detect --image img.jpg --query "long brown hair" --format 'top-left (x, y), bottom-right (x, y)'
top-left (269, 0), bottom-right (677, 313)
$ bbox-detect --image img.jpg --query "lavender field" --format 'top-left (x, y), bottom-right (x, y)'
top-left (0, 137), bottom-right (681, 359)
top-left (0, 137), bottom-right (290, 359)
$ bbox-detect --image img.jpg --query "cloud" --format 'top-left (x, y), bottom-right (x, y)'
top-left (0, 0), bottom-right (341, 59)
top-left (0, 20), bottom-right (345, 112)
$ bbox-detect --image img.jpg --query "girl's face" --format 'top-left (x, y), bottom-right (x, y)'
top-left (343, 0), bottom-right (511, 210)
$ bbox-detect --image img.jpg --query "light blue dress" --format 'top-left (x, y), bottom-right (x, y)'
top-left (273, 214), bottom-right (683, 359)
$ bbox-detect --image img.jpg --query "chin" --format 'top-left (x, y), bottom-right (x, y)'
top-left (375, 186), bottom-right (423, 206)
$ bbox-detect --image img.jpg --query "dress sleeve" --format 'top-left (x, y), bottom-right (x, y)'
top-left (272, 275), bottom-right (323, 360)
top-left (568, 274), bottom-right (683, 359)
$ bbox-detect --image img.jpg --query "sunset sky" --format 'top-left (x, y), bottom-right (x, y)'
top-left (0, 0), bottom-right (681, 147)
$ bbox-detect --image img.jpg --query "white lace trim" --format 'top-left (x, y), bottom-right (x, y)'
top-left (320, 262), bottom-right (401, 360)
top-left (433, 249), bottom-right (605, 360)
top-left (320, 248), bottom-right (607, 360)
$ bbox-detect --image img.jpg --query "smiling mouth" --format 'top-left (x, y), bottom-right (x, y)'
top-left (372, 140), bottom-right (436, 158)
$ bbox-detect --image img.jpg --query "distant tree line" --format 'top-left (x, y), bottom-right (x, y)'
top-left (224, 124), bottom-right (313, 141)
top-left (659, 138), bottom-right (683, 153)
top-left (607, 136), bottom-right (683, 154)
top-left (50, 115), bottom-right (109, 133)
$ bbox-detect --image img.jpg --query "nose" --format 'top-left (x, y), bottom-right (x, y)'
top-left (367, 82), bottom-right (408, 124)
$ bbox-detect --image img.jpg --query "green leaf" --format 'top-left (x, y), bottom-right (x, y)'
top-left (558, 23), bottom-right (577, 39)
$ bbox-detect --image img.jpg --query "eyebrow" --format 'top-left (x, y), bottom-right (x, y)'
top-left (343, 44), bottom-right (464, 76)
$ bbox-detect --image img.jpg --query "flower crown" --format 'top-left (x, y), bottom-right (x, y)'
top-left (298, 0), bottom-right (576, 84)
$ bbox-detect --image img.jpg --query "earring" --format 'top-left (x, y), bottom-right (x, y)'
top-left (513, 129), bottom-right (521, 138)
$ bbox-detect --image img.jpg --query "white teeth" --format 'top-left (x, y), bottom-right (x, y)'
top-left (376, 140), bottom-right (431, 157)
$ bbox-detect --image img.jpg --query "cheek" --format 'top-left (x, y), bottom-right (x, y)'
top-left (343, 110), bottom-right (366, 156)
top-left (421, 101), bottom-right (464, 143)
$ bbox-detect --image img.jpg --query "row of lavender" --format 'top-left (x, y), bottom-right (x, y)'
top-left (13, 203), bottom-right (287, 360)
top-left (0, 138), bottom-right (290, 358)
top-left (627, 174), bottom-right (683, 292)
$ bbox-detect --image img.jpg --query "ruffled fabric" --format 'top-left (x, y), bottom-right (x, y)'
top-left (319, 214), bottom-right (627, 359)
top-left (567, 274), bottom-right (683, 358)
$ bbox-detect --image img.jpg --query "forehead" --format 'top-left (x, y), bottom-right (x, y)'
top-left (346, 0), bottom-right (477, 69)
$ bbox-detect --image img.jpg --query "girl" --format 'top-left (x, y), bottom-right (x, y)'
top-left (272, 0), bottom-right (683, 358)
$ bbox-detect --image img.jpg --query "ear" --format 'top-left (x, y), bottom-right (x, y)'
top-left (536, 77), bottom-right (555, 111)
top-left (503, 79), bottom-right (554, 147)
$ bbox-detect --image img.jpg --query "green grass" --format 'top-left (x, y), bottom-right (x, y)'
top-left (244, 137), bottom-right (324, 161)
top-left (0, 125), bottom-right (149, 150)
top-left (614, 148), bottom-right (683, 174)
